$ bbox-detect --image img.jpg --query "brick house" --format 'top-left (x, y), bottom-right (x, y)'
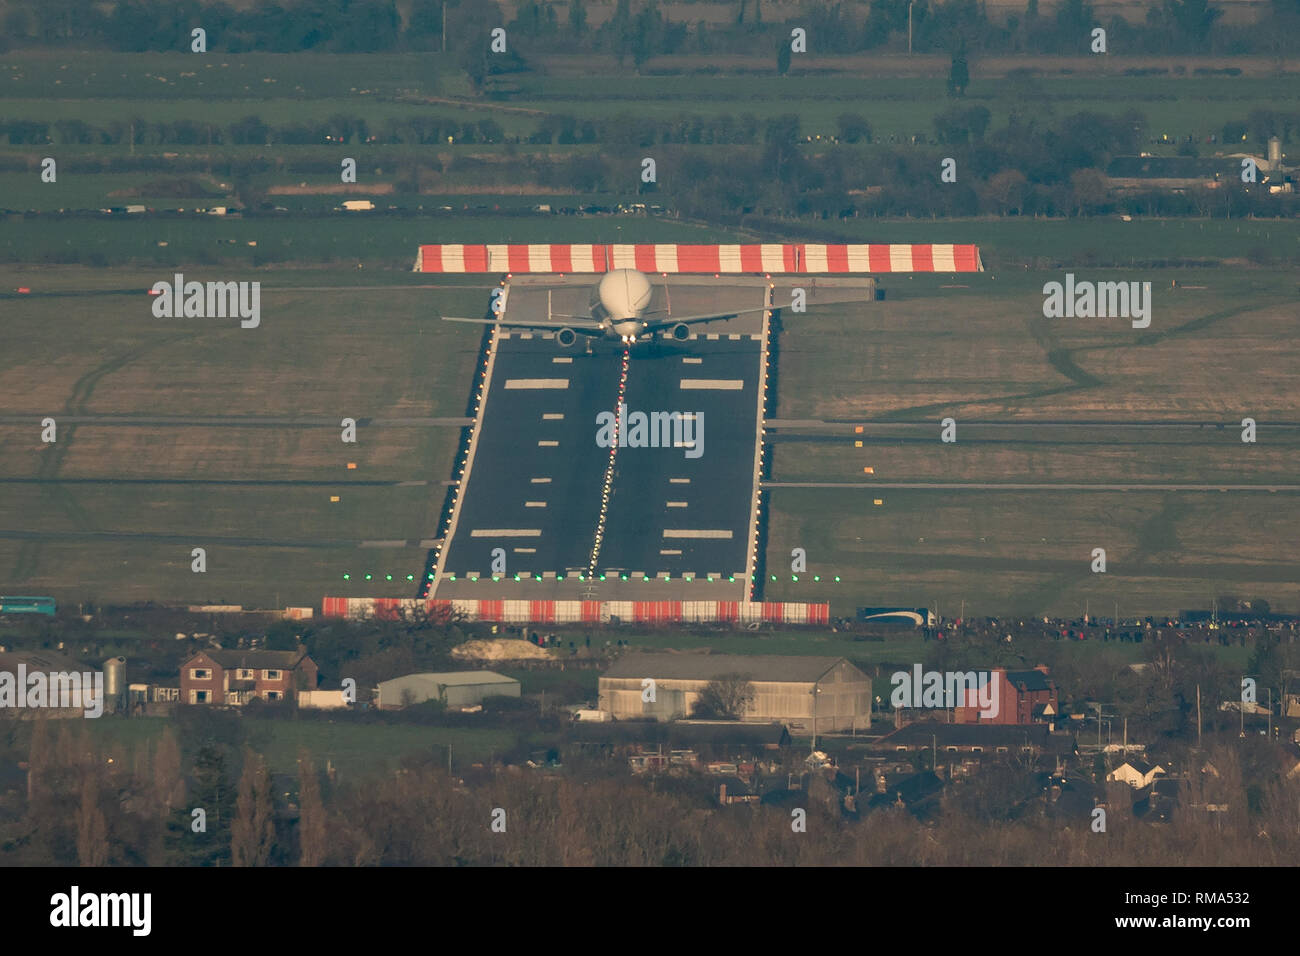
top-left (180, 648), bottom-right (318, 706)
top-left (953, 667), bottom-right (1059, 725)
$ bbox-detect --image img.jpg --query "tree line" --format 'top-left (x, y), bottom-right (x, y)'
top-left (6, 0), bottom-right (1300, 57)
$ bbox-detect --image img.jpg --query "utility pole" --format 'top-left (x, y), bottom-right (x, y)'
top-left (908, 2), bottom-right (914, 55)
top-left (441, 2), bottom-right (447, 54)
top-left (1196, 684), bottom-right (1202, 748)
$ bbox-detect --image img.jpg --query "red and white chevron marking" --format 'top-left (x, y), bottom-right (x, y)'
top-left (415, 243), bottom-right (982, 274)
top-left (322, 597), bottom-right (829, 625)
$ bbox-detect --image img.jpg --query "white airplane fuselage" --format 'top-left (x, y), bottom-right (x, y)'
top-left (589, 268), bottom-right (656, 343)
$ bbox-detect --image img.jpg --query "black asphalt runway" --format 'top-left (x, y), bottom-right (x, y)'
top-left (433, 279), bottom-right (776, 602)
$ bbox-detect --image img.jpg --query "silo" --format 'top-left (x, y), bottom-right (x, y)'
top-left (1268, 137), bottom-right (1282, 170)
top-left (103, 657), bottom-right (126, 713)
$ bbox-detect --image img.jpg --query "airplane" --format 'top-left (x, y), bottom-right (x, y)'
top-left (440, 268), bottom-right (774, 346)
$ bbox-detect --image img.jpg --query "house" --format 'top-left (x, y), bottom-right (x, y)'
top-left (952, 667), bottom-right (1059, 726)
top-left (179, 648), bottom-right (318, 706)
top-left (598, 653), bottom-right (871, 731)
top-left (375, 671), bottom-right (520, 710)
top-left (717, 777), bottom-right (760, 805)
top-left (1107, 760), bottom-right (1166, 789)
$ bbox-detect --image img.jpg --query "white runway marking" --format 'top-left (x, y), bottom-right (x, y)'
top-left (530, 477), bottom-right (552, 484)
top-left (506, 379), bottom-right (569, 389)
top-left (525, 501), bottom-right (548, 508)
top-left (512, 547), bottom-right (537, 554)
top-left (680, 379), bottom-right (743, 390)
top-left (682, 357), bottom-right (703, 364)
top-left (663, 529), bottom-right (733, 539)
top-left (542, 413), bottom-right (564, 420)
top-left (660, 549), bottom-right (683, 556)
top-left (537, 440), bottom-right (559, 447)
top-left (471, 529), bottom-right (541, 537)
top-left (666, 501), bottom-right (688, 508)
top-left (552, 356), bottom-right (573, 364)
top-left (669, 477), bottom-right (691, 484)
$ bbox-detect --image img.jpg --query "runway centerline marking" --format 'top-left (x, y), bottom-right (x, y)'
top-left (663, 529), bottom-right (733, 539)
top-left (542, 413), bottom-right (565, 420)
top-left (660, 549), bottom-right (683, 555)
top-left (537, 440), bottom-right (559, 447)
top-left (682, 357), bottom-right (703, 365)
top-left (669, 477), bottom-right (691, 484)
top-left (666, 501), bottom-right (688, 508)
top-left (524, 501), bottom-right (548, 508)
top-left (470, 529), bottom-right (541, 537)
top-left (530, 477), bottom-right (552, 484)
top-left (552, 356), bottom-right (573, 364)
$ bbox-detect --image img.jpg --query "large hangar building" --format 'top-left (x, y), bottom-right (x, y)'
top-left (598, 653), bottom-right (871, 732)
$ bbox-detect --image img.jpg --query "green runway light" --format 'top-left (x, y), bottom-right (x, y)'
top-left (513, 574), bottom-right (520, 581)
top-left (557, 573), bottom-right (565, 581)
top-left (406, 574), bottom-right (414, 581)
top-left (386, 574), bottom-right (393, 581)
top-left (814, 575), bottom-right (821, 582)
top-left (621, 574), bottom-right (628, 581)
top-left (770, 575), bottom-right (777, 582)
top-left (599, 574), bottom-right (606, 581)
top-left (728, 575), bottom-right (735, 582)
top-left (834, 576), bottom-right (841, 582)
top-left (792, 575), bottom-right (799, 581)
top-left (364, 574), bottom-right (372, 581)
top-left (427, 573), bottom-right (434, 580)
top-left (492, 576), bottom-right (500, 582)
top-left (342, 573), bottom-right (350, 580)
top-left (446, 574), bottom-right (453, 581)
top-left (707, 575), bottom-right (713, 582)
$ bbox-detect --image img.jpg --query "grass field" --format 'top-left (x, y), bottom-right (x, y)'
top-left (764, 266), bottom-right (1300, 617)
top-left (0, 268), bottom-right (488, 606)
top-left (78, 715), bottom-right (519, 778)
top-left (3, 52), bottom-right (1296, 144)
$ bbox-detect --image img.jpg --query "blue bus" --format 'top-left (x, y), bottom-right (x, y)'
top-left (0, 596), bottom-right (56, 616)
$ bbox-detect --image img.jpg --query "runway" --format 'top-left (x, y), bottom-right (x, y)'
top-left (427, 276), bottom-right (783, 602)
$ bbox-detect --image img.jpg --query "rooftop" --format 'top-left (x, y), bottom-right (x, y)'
top-left (603, 653), bottom-right (849, 683)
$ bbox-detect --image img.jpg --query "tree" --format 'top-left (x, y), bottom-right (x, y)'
top-left (297, 751), bottom-right (329, 866)
top-left (568, 0), bottom-right (587, 35)
top-left (947, 48), bottom-right (970, 97)
top-left (776, 37), bottom-right (791, 76)
top-left (76, 771), bottom-right (109, 867)
top-left (153, 727), bottom-right (182, 815)
top-left (836, 113), bottom-right (872, 144)
top-left (691, 675), bottom-right (755, 719)
top-left (231, 749), bottom-right (275, 867)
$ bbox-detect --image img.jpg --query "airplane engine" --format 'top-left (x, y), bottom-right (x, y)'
top-left (556, 327), bottom-right (578, 347)
top-left (670, 323), bottom-right (692, 341)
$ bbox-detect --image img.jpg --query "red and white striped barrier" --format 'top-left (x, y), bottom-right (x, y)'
top-left (323, 597), bottom-right (829, 626)
top-left (415, 243), bottom-right (982, 274)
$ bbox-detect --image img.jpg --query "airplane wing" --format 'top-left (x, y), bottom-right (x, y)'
top-left (441, 315), bottom-right (605, 331)
top-left (642, 305), bottom-right (771, 331)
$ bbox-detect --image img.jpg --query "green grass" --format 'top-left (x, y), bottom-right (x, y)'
top-left (80, 715), bottom-right (517, 778)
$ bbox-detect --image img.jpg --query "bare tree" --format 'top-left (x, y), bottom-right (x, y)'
top-left (691, 675), bottom-right (755, 719)
top-left (76, 771), bottom-right (108, 867)
top-left (297, 751), bottom-right (328, 867)
top-left (231, 750), bottom-right (275, 867)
